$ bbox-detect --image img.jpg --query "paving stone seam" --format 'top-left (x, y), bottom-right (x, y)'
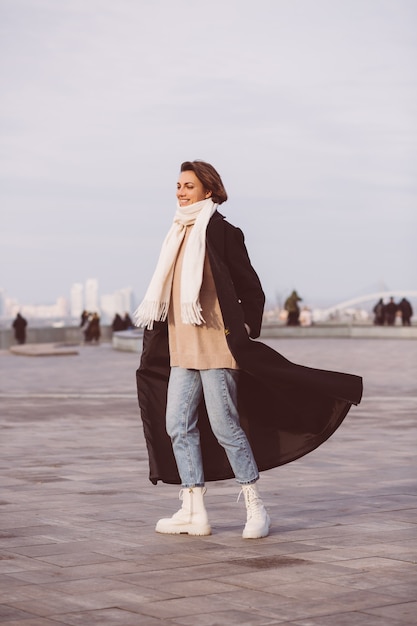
top-left (1, 394), bottom-right (416, 401)
top-left (0, 393), bottom-right (137, 399)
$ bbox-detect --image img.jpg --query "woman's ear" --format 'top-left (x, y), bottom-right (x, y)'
top-left (205, 191), bottom-right (212, 198)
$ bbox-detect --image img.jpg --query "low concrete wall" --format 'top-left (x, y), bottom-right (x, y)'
top-left (111, 323), bottom-right (417, 353)
top-left (0, 325), bottom-right (112, 350)
top-left (112, 329), bottom-right (144, 352)
top-left (2, 322), bottom-right (416, 353)
top-left (260, 323), bottom-right (417, 339)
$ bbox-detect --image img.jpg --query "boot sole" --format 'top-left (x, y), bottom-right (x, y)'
top-left (242, 515), bottom-right (271, 539)
top-left (155, 523), bottom-right (211, 536)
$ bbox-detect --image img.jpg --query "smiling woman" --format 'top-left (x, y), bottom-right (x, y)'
top-left (135, 160), bottom-right (270, 538)
top-left (176, 170), bottom-right (209, 206)
top-left (134, 160), bottom-right (362, 541)
top-left (177, 161), bottom-right (228, 206)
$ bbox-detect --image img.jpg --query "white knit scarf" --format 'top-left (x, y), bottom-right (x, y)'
top-left (134, 198), bottom-right (217, 329)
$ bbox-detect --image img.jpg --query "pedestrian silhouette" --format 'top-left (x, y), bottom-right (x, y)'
top-left (384, 297), bottom-right (398, 326)
top-left (284, 290), bottom-right (302, 326)
top-left (398, 298), bottom-right (413, 326)
top-left (111, 313), bottom-right (125, 332)
top-left (123, 312), bottom-right (133, 329)
top-left (85, 312), bottom-right (101, 343)
top-left (80, 310), bottom-right (90, 343)
top-left (373, 298), bottom-right (385, 326)
top-left (12, 313), bottom-right (27, 344)
top-left (80, 310), bottom-right (89, 327)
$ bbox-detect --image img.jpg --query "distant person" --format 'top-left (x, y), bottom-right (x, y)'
top-left (123, 312), bottom-right (133, 330)
top-left (12, 313), bottom-right (27, 344)
top-left (284, 290), bottom-right (302, 326)
top-left (80, 310), bottom-right (89, 327)
top-left (384, 297), bottom-right (398, 326)
top-left (299, 306), bottom-right (312, 327)
top-left (80, 310), bottom-right (90, 343)
top-left (111, 313), bottom-right (125, 332)
top-left (86, 312), bottom-right (101, 343)
top-left (398, 298), bottom-right (413, 326)
top-left (372, 298), bottom-right (385, 326)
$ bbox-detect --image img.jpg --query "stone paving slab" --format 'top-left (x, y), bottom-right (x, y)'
top-left (0, 339), bottom-right (416, 625)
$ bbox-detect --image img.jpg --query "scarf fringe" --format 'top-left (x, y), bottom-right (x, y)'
top-left (134, 300), bottom-right (169, 330)
top-left (181, 301), bottom-right (206, 326)
top-left (134, 199), bottom-right (217, 329)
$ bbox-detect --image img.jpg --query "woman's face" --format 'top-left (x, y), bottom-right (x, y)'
top-left (176, 170), bottom-right (211, 206)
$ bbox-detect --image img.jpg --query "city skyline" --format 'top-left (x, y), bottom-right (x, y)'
top-left (1, 277), bottom-right (416, 321)
top-left (0, 278), bottom-right (134, 323)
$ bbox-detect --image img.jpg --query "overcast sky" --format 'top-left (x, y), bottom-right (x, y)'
top-left (1, 0), bottom-right (416, 309)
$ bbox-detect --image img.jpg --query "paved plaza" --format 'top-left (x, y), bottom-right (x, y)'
top-left (0, 337), bottom-right (416, 625)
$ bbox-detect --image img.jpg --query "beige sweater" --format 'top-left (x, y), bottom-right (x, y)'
top-left (168, 226), bottom-right (238, 370)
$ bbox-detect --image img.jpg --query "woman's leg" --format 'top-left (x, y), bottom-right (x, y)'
top-left (156, 367), bottom-right (210, 535)
top-left (166, 367), bottom-right (205, 488)
top-left (200, 368), bottom-right (259, 485)
top-left (201, 368), bottom-right (270, 538)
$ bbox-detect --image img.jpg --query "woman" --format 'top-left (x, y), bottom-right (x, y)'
top-left (135, 160), bottom-right (362, 539)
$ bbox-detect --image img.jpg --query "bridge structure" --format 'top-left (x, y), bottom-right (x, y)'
top-left (323, 290), bottom-right (417, 317)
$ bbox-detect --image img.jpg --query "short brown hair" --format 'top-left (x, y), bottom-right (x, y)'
top-left (180, 160), bottom-right (228, 205)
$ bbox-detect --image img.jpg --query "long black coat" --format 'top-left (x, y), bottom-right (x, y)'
top-left (136, 211), bottom-right (363, 485)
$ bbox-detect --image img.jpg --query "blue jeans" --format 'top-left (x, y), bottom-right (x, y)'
top-left (166, 367), bottom-right (259, 488)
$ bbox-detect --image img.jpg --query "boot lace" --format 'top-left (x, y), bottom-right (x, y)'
top-left (238, 486), bottom-right (263, 519)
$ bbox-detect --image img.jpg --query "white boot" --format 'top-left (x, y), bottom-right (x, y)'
top-left (155, 487), bottom-right (211, 536)
top-left (239, 482), bottom-right (270, 539)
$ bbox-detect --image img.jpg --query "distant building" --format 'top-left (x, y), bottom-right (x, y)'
top-left (118, 286), bottom-right (134, 315)
top-left (85, 279), bottom-right (99, 313)
top-left (56, 297), bottom-right (69, 317)
top-left (70, 283), bottom-right (84, 319)
top-left (100, 294), bottom-right (117, 322)
top-left (100, 287), bottom-right (134, 323)
top-left (8, 298), bottom-right (69, 320)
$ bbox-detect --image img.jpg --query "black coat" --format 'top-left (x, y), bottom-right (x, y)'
top-left (136, 211), bottom-right (363, 485)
